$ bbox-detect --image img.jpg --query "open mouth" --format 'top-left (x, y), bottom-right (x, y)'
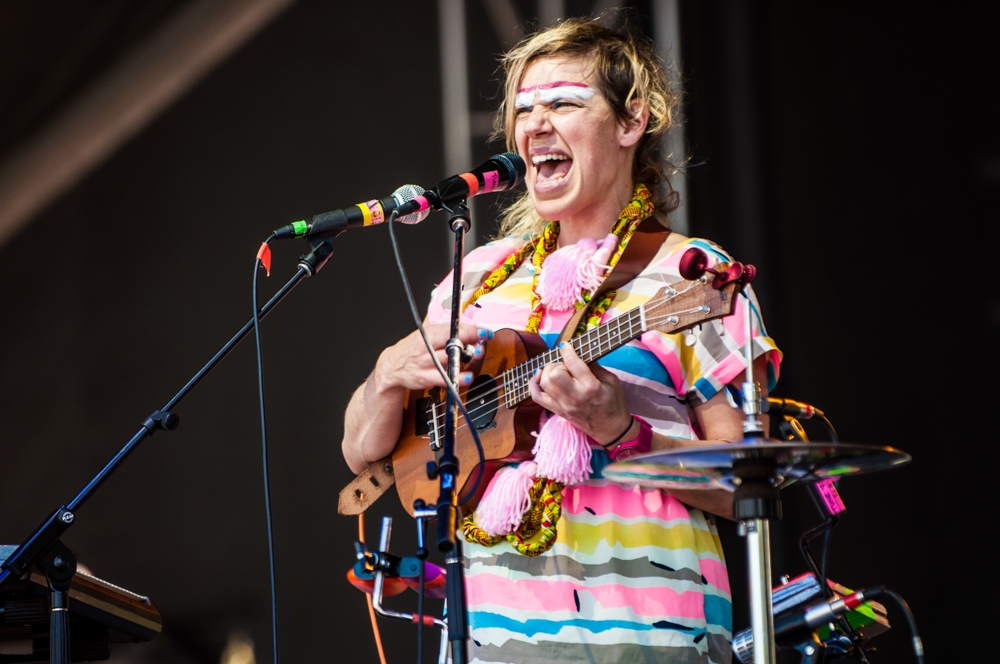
top-left (532, 153), bottom-right (572, 183)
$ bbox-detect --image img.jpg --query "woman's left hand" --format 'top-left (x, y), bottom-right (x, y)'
top-left (528, 342), bottom-right (634, 444)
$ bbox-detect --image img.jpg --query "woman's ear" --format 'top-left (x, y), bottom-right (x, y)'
top-left (618, 98), bottom-right (649, 148)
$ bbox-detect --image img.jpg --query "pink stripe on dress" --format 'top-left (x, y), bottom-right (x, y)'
top-left (699, 558), bottom-right (731, 594)
top-left (466, 574), bottom-right (708, 619)
top-left (562, 482), bottom-right (692, 522)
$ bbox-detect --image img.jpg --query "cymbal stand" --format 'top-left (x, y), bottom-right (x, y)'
top-left (734, 287), bottom-right (779, 664)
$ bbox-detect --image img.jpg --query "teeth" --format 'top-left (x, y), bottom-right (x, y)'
top-left (531, 154), bottom-right (568, 165)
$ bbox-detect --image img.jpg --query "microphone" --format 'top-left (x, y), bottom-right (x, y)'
top-left (393, 152), bottom-right (527, 217)
top-left (732, 587), bottom-right (880, 663)
top-left (762, 397), bottom-right (824, 419)
top-left (273, 184), bottom-right (430, 240)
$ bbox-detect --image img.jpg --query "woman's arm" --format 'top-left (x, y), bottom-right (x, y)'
top-left (648, 352), bottom-right (771, 519)
top-left (341, 322), bottom-right (484, 474)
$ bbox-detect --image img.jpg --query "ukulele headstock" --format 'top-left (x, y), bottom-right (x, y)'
top-left (645, 249), bottom-right (751, 335)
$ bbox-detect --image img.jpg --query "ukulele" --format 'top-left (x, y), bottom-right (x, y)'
top-left (339, 253), bottom-right (748, 517)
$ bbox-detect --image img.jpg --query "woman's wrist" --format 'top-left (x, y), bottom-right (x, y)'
top-left (603, 416), bottom-right (653, 461)
top-left (373, 347), bottom-right (405, 395)
top-left (601, 416), bottom-right (638, 448)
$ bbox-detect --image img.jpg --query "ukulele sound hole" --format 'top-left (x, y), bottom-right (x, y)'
top-left (466, 374), bottom-right (499, 432)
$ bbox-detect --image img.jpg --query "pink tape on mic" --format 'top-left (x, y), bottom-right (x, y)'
top-left (482, 170), bottom-right (500, 193)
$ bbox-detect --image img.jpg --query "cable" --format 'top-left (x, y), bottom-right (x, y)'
top-left (253, 235), bottom-right (279, 664)
top-left (358, 513), bottom-right (388, 664)
top-left (386, 209), bottom-right (486, 505)
top-left (417, 555), bottom-right (425, 664)
top-left (881, 588), bottom-right (925, 664)
top-left (818, 413), bottom-right (839, 442)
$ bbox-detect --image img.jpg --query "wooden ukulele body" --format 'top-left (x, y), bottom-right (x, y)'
top-left (392, 329), bottom-right (549, 516)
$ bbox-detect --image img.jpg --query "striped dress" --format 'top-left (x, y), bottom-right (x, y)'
top-left (425, 233), bottom-right (781, 664)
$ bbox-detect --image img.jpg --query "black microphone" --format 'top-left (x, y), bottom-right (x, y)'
top-left (732, 587), bottom-right (881, 663)
top-left (273, 184), bottom-right (430, 240)
top-left (393, 152), bottom-right (527, 217)
top-left (762, 397), bottom-right (824, 420)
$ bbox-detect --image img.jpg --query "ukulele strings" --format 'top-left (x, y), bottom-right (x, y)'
top-left (426, 304), bottom-right (710, 441)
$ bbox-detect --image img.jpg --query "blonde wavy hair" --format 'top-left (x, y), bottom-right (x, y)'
top-left (494, 17), bottom-right (681, 240)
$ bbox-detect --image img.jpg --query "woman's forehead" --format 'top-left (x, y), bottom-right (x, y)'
top-left (517, 56), bottom-right (596, 90)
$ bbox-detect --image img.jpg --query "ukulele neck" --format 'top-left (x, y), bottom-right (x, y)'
top-left (501, 305), bottom-right (646, 408)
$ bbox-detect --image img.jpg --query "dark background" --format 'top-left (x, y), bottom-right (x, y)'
top-left (1, 2), bottom-right (995, 663)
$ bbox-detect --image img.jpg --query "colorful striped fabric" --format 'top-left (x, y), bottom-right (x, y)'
top-left (426, 233), bottom-right (781, 664)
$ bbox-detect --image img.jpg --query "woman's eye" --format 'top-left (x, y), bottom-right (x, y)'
top-left (552, 100), bottom-right (578, 109)
top-left (515, 106), bottom-right (532, 115)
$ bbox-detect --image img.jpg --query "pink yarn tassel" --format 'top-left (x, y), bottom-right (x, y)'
top-left (576, 233), bottom-right (617, 292)
top-left (532, 414), bottom-right (593, 486)
top-left (536, 234), bottom-right (617, 311)
top-left (475, 461), bottom-right (538, 537)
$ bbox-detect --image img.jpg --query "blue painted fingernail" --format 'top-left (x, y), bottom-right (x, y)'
top-left (478, 329), bottom-right (493, 340)
top-left (474, 345), bottom-right (483, 356)
top-left (534, 368), bottom-right (540, 375)
top-left (558, 341), bottom-right (566, 348)
top-left (462, 373), bottom-right (473, 384)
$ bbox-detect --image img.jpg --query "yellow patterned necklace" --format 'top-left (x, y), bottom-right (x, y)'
top-left (463, 183), bottom-right (655, 334)
top-left (460, 184), bottom-right (656, 556)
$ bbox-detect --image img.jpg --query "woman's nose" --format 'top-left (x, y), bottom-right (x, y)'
top-left (522, 106), bottom-right (550, 136)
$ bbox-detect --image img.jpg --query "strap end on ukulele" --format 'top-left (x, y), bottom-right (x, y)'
top-left (338, 457), bottom-right (396, 515)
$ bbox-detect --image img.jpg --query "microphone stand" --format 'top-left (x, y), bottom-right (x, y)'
top-left (428, 199), bottom-right (470, 664)
top-left (0, 236), bottom-right (338, 664)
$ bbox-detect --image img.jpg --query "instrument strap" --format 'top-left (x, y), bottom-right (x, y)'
top-left (338, 456), bottom-right (395, 515)
top-left (555, 219), bottom-right (682, 345)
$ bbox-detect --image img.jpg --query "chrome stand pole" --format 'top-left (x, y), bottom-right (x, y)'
top-left (745, 519), bottom-right (776, 664)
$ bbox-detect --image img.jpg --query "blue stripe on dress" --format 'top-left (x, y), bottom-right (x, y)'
top-left (470, 611), bottom-right (699, 636)
top-left (703, 595), bottom-right (733, 633)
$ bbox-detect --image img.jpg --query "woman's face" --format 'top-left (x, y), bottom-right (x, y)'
top-left (514, 56), bottom-right (643, 228)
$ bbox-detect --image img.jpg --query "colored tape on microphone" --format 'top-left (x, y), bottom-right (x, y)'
top-left (482, 170), bottom-right (500, 193)
top-left (459, 172), bottom-right (479, 196)
top-left (357, 200), bottom-right (386, 226)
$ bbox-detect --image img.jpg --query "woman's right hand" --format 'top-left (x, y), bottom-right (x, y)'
top-left (373, 323), bottom-right (488, 393)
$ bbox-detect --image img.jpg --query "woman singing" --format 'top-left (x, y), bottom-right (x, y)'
top-left (342, 18), bottom-right (781, 664)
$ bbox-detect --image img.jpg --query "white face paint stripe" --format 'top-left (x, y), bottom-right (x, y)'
top-left (515, 91), bottom-right (535, 108)
top-left (515, 82), bottom-right (595, 110)
top-left (537, 85), bottom-right (595, 103)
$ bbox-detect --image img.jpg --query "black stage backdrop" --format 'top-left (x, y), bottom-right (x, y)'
top-left (0, 2), bottom-right (994, 663)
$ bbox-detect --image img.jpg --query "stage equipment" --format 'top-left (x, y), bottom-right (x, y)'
top-left (1, 545), bottom-right (161, 662)
top-left (347, 516), bottom-right (450, 664)
top-left (603, 253), bottom-right (913, 664)
top-left (730, 574), bottom-right (890, 664)
top-left (272, 184), bottom-right (431, 239)
top-left (272, 153), bottom-right (526, 241)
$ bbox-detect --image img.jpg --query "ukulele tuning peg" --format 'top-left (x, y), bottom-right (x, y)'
top-left (711, 262), bottom-right (745, 289)
top-left (679, 248), bottom-right (709, 280)
top-left (739, 264), bottom-right (757, 285)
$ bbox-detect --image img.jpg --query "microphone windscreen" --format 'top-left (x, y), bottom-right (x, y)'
top-left (392, 184), bottom-right (429, 224)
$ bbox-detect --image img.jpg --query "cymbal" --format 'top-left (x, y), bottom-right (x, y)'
top-left (602, 440), bottom-right (911, 491)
